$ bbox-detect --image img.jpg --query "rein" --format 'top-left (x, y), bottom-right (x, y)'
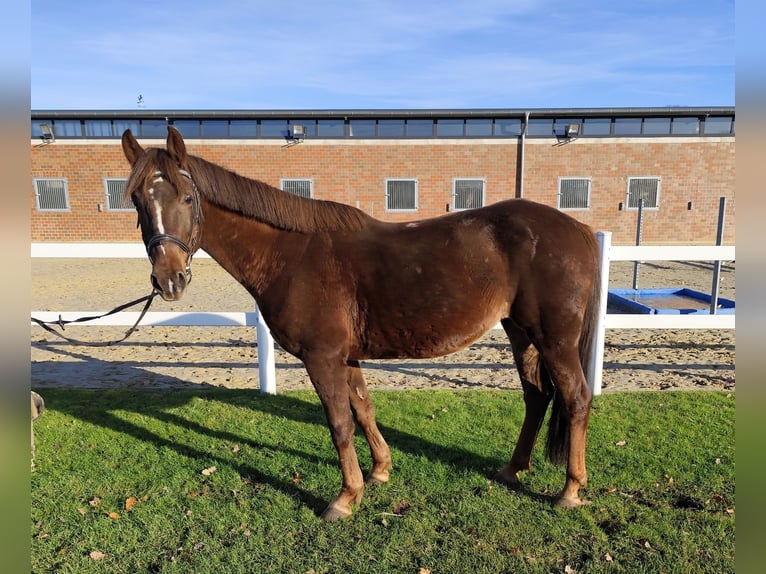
top-left (31, 291), bottom-right (158, 347)
top-left (32, 170), bottom-right (202, 347)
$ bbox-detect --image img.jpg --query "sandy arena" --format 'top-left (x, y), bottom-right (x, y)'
top-left (31, 257), bottom-right (735, 393)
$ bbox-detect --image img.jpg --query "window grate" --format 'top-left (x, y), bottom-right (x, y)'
top-left (34, 178), bottom-right (69, 211)
top-left (627, 177), bottom-right (660, 209)
top-left (453, 179), bottom-right (484, 210)
top-left (104, 178), bottom-right (132, 211)
top-left (558, 178), bottom-right (591, 210)
top-left (386, 179), bottom-right (417, 211)
top-left (281, 178), bottom-right (313, 199)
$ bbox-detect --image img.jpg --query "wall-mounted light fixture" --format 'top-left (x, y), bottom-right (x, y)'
top-left (283, 124), bottom-right (306, 149)
top-left (291, 124), bottom-right (305, 141)
top-left (39, 123), bottom-right (55, 143)
top-left (564, 123), bottom-right (580, 138)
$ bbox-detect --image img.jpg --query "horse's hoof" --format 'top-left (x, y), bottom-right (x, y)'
top-left (553, 496), bottom-right (592, 509)
top-left (365, 470), bottom-right (390, 486)
top-left (493, 468), bottom-right (521, 486)
top-left (320, 504), bottom-right (353, 522)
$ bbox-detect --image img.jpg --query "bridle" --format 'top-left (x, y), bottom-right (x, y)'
top-left (31, 169), bottom-right (204, 347)
top-left (143, 168), bottom-right (203, 285)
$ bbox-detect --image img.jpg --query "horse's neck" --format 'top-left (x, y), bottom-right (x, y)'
top-left (198, 201), bottom-right (296, 299)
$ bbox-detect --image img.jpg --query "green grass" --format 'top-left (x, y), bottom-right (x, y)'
top-left (31, 389), bottom-right (734, 573)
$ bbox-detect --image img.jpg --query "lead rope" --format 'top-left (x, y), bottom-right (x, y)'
top-left (31, 291), bottom-right (157, 347)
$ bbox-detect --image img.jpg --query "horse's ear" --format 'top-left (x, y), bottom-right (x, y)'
top-left (121, 129), bottom-right (144, 166)
top-left (166, 126), bottom-right (189, 169)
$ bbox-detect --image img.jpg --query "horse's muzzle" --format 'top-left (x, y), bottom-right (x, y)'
top-left (151, 268), bottom-right (190, 301)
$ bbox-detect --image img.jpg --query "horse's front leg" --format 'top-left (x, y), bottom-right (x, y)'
top-left (347, 361), bottom-right (392, 485)
top-left (304, 355), bottom-right (365, 521)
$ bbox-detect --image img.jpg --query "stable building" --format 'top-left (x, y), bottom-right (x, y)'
top-left (31, 107), bottom-right (735, 245)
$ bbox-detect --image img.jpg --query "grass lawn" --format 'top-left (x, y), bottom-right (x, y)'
top-left (31, 389), bottom-right (734, 573)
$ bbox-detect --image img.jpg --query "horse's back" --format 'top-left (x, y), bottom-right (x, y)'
top-left (342, 199), bottom-right (595, 359)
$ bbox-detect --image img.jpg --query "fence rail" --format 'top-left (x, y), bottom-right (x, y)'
top-left (32, 237), bottom-right (734, 396)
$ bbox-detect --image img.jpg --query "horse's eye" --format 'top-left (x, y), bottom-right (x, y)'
top-left (183, 194), bottom-right (193, 204)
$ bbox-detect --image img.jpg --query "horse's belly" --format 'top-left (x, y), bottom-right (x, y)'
top-left (357, 312), bottom-right (502, 360)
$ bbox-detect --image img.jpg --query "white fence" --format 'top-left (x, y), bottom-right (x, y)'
top-left (32, 234), bottom-right (735, 396)
top-left (589, 232), bottom-right (734, 395)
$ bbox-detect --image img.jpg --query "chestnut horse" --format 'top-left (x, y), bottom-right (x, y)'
top-left (121, 127), bottom-right (600, 521)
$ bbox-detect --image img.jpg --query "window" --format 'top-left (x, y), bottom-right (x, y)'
top-left (704, 116), bottom-right (733, 135)
top-left (280, 178), bottom-right (313, 199)
top-left (582, 118), bottom-right (611, 136)
top-left (173, 120), bottom-right (201, 138)
top-left (626, 177), bottom-right (660, 209)
top-left (527, 118), bottom-right (554, 136)
top-left (317, 119), bottom-right (344, 137)
top-left (349, 119), bottom-right (376, 137)
top-left (642, 117), bottom-right (671, 135)
top-left (51, 120), bottom-right (82, 137)
top-left (201, 120), bottom-right (230, 138)
top-left (230, 120), bottom-right (258, 137)
top-left (453, 178), bottom-right (485, 210)
top-left (436, 119), bottom-right (463, 136)
top-left (406, 119), bottom-right (434, 137)
top-left (34, 178), bottom-right (69, 211)
top-left (261, 120), bottom-right (288, 138)
top-left (671, 117), bottom-right (699, 135)
top-left (113, 119), bottom-right (141, 137)
top-left (386, 179), bottom-right (417, 211)
top-left (465, 119), bottom-right (492, 137)
top-left (104, 178), bottom-right (131, 211)
top-left (85, 120), bottom-right (114, 137)
top-left (494, 118), bottom-right (522, 136)
top-left (614, 117), bottom-right (642, 135)
top-left (378, 120), bottom-right (405, 137)
top-left (141, 119), bottom-right (168, 137)
top-left (558, 178), bottom-right (591, 210)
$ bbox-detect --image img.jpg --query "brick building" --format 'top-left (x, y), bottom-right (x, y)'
top-left (31, 107), bottom-right (735, 245)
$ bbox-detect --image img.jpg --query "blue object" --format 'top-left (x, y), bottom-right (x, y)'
top-left (608, 287), bottom-right (735, 315)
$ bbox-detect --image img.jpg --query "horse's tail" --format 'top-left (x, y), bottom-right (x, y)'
top-left (545, 228), bottom-right (600, 466)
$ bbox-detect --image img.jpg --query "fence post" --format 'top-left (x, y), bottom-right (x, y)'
top-left (255, 303), bottom-right (277, 394)
top-left (709, 197), bottom-right (727, 314)
top-left (589, 231), bottom-right (612, 396)
top-left (632, 199), bottom-right (644, 289)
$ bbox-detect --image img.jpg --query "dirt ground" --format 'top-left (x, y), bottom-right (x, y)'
top-left (31, 257), bottom-right (735, 393)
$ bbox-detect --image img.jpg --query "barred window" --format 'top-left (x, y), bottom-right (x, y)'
top-left (280, 178), bottom-right (313, 199)
top-left (34, 178), bottom-right (69, 211)
top-left (453, 178), bottom-right (485, 210)
top-left (626, 177), bottom-right (660, 209)
top-left (558, 178), bottom-right (591, 210)
top-left (104, 178), bottom-right (132, 211)
top-left (385, 179), bottom-right (417, 211)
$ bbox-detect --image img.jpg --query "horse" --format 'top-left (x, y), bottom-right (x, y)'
top-left (121, 127), bottom-right (601, 521)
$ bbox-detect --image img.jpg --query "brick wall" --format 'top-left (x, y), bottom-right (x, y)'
top-left (30, 136), bottom-right (735, 245)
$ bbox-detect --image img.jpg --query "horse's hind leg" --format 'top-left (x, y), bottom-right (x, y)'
top-left (347, 361), bottom-right (392, 485)
top-left (539, 343), bottom-right (593, 508)
top-left (303, 354), bottom-right (366, 521)
top-left (495, 319), bottom-right (553, 485)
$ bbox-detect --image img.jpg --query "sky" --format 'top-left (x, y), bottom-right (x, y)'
top-left (30, 0), bottom-right (734, 111)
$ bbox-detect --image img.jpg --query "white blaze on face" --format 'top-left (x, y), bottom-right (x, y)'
top-left (149, 178), bottom-right (167, 256)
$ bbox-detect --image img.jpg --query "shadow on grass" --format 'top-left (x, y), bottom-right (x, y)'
top-left (33, 347), bottom-right (539, 516)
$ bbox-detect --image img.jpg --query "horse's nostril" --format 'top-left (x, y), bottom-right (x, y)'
top-left (176, 272), bottom-right (187, 290)
top-left (150, 274), bottom-right (162, 292)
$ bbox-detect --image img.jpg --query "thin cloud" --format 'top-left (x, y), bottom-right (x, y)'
top-left (31, 0), bottom-right (733, 109)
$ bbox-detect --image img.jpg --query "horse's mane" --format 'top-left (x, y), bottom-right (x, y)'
top-left (128, 148), bottom-right (371, 233)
